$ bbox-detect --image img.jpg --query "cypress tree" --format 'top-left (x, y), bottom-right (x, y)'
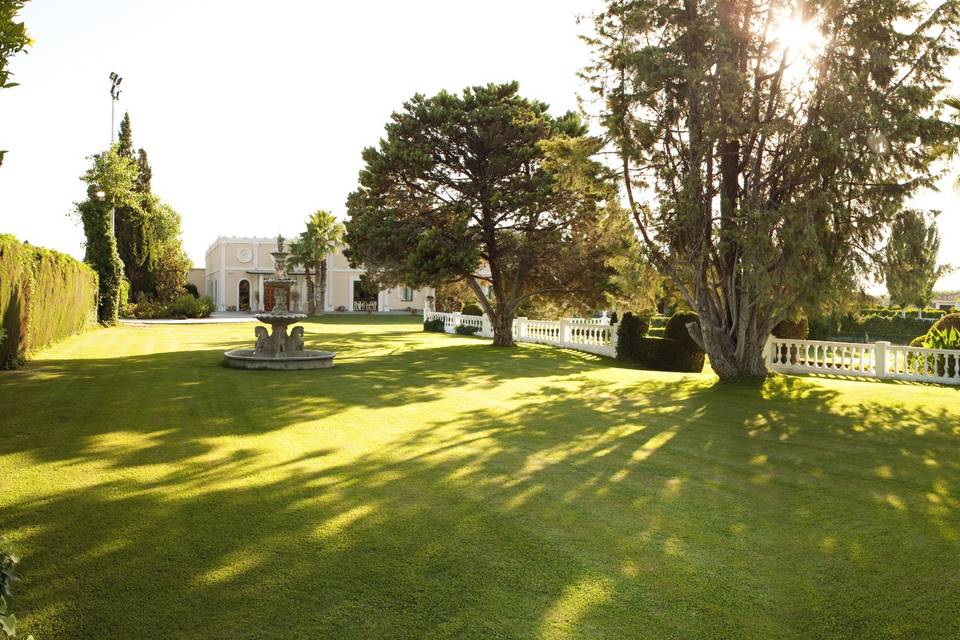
top-left (113, 113), bottom-right (153, 298)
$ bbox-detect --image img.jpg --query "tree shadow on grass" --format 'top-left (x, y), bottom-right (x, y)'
top-left (2, 326), bottom-right (959, 638)
top-left (0, 327), bottom-right (614, 468)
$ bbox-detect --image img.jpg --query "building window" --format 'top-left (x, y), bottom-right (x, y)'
top-left (401, 286), bottom-right (413, 302)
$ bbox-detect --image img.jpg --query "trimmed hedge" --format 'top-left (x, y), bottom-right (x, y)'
top-left (772, 315), bottom-right (809, 339)
top-left (664, 312), bottom-right (706, 372)
top-left (423, 318), bottom-right (445, 332)
top-left (846, 315), bottom-right (933, 342)
top-left (1, 234), bottom-right (98, 368)
top-left (461, 303), bottom-right (484, 317)
top-left (860, 307), bottom-right (948, 320)
top-left (616, 311), bottom-right (705, 373)
top-left (454, 324), bottom-right (480, 335)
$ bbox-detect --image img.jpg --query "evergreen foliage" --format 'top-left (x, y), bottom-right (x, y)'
top-left (345, 82), bottom-right (618, 347)
top-left (110, 113), bottom-right (189, 302)
top-left (77, 146), bottom-right (136, 324)
top-left (884, 210), bottom-right (951, 308)
top-left (928, 312), bottom-right (960, 336)
top-left (772, 316), bottom-right (810, 340)
top-left (454, 324), bottom-right (481, 335)
top-left (584, 0), bottom-right (960, 379)
top-left (616, 311), bottom-right (704, 372)
top-left (0, 234), bottom-right (97, 368)
top-left (460, 303), bottom-right (483, 317)
top-left (423, 318), bottom-right (445, 332)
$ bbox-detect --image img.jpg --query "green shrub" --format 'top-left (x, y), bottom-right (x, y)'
top-left (834, 314), bottom-right (932, 343)
top-left (664, 312), bottom-right (697, 340)
top-left (0, 235), bottom-right (98, 368)
top-left (1, 550), bottom-right (33, 640)
top-left (664, 312), bottom-right (705, 372)
top-left (923, 326), bottom-right (960, 350)
top-left (772, 315), bottom-right (809, 339)
top-left (461, 303), bottom-right (484, 317)
top-left (423, 318), bottom-right (445, 332)
top-left (616, 312), bottom-right (647, 362)
top-left (807, 315), bottom-right (834, 340)
top-left (198, 296), bottom-right (214, 317)
top-left (454, 324), bottom-right (480, 335)
top-left (167, 294), bottom-right (213, 319)
top-left (928, 313), bottom-right (960, 336)
top-left (919, 327), bottom-right (960, 377)
top-left (184, 283), bottom-right (200, 298)
top-left (616, 311), bottom-right (704, 372)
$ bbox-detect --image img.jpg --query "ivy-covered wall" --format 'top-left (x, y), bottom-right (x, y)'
top-left (0, 234), bottom-right (98, 368)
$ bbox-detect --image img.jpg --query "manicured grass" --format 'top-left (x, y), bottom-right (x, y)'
top-left (1, 315), bottom-right (959, 639)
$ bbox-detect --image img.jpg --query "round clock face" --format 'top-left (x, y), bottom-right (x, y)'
top-left (236, 248), bottom-right (253, 264)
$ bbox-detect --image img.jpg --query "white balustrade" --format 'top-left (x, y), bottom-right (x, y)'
top-left (766, 337), bottom-right (960, 385)
top-left (426, 315), bottom-right (959, 384)
top-left (424, 311), bottom-right (618, 358)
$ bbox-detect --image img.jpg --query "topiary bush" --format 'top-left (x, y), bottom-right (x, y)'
top-left (423, 318), bottom-right (445, 332)
top-left (664, 311), bottom-right (705, 372)
top-left (615, 312), bottom-right (648, 362)
top-left (927, 312), bottom-right (960, 336)
top-left (454, 324), bottom-right (480, 335)
top-left (616, 311), bottom-right (704, 373)
top-left (461, 302), bottom-right (484, 317)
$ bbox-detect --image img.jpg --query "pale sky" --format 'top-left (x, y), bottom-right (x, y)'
top-left (1, 0), bottom-right (958, 291)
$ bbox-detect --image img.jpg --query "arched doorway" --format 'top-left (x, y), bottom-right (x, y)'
top-left (238, 279), bottom-right (250, 312)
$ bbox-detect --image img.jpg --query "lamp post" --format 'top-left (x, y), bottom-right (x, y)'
top-left (109, 71), bottom-right (122, 144)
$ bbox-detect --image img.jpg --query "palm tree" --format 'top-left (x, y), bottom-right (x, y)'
top-left (305, 210), bottom-right (345, 314)
top-left (287, 233), bottom-right (318, 314)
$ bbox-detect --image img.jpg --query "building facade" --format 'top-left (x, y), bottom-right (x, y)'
top-left (198, 236), bottom-right (434, 313)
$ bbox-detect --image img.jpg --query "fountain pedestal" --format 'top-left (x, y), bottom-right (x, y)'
top-left (223, 235), bottom-right (336, 370)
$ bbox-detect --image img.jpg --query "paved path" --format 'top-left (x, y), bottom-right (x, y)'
top-left (120, 312), bottom-right (259, 325)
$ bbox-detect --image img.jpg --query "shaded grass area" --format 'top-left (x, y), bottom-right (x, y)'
top-left (1, 315), bottom-right (959, 639)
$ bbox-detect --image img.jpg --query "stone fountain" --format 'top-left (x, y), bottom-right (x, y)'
top-left (223, 235), bottom-right (336, 370)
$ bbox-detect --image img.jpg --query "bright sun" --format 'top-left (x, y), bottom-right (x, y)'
top-left (771, 12), bottom-right (825, 60)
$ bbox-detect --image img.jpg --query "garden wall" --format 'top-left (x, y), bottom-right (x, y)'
top-left (0, 234), bottom-right (98, 368)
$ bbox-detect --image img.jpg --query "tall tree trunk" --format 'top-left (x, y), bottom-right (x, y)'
top-left (318, 259), bottom-right (327, 314)
top-left (465, 275), bottom-right (514, 347)
top-left (491, 311), bottom-right (515, 347)
top-left (690, 311), bottom-right (770, 380)
top-left (304, 263), bottom-right (315, 315)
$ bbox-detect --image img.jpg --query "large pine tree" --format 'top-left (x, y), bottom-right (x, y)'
top-left (584, 0), bottom-right (960, 379)
top-left (345, 83), bottom-right (617, 346)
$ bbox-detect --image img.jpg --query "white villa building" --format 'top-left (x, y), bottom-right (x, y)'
top-left (194, 236), bottom-right (435, 313)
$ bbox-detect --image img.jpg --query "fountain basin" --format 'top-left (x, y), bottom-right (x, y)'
top-left (223, 349), bottom-right (336, 370)
top-left (254, 312), bottom-right (306, 326)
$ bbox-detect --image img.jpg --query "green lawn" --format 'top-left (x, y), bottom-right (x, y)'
top-left (1, 315), bottom-right (958, 639)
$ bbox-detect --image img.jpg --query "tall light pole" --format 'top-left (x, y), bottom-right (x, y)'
top-left (109, 71), bottom-right (122, 144)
